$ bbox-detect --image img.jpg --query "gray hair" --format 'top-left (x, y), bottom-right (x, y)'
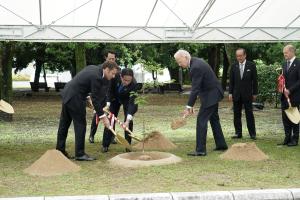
top-left (284, 44), bottom-right (296, 54)
top-left (174, 49), bottom-right (191, 60)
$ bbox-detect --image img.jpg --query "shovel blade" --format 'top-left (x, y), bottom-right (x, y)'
top-left (285, 107), bottom-right (300, 124)
top-left (0, 100), bottom-right (14, 114)
top-left (171, 118), bottom-right (187, 130)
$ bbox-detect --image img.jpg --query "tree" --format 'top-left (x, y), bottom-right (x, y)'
top-left (75, 43), bottom-right (86, 74)
top-left (0, 41), bottom-right (15, 121)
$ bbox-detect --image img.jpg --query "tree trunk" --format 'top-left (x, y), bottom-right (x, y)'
top-left (75, 43), bottom-right (86, 74)
top-left (0, 42), bottom-right (14, 121)
top-left (215, 44), bottom-right (221, 78)
top-left (34, 60), bottom-right (43, 83)
top-left (0, 43), bottom-right (3, 100)
top-left (208, 45), bottom-right (217, 73)
top-left (221, 44), bottom-right (230, 90)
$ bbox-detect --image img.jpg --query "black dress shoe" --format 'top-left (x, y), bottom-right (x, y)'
top-left (187, 152), bottom-right (206, 156)
top-left (213, 146), bottom-right (228, 151)
top-left (89, 136), bottom-right (94, 143)
top-left (232, 135), bottom-right (242, 139)
top-left (101, 147), bottom-right (108, 153)
top-left (75, 154), bottom-right (96, 161)
top-left (59, 150), bottom-right (74, 159)
top-left (125, 148), bottom-right (132, 152)
top-left (287, 141), bottom-right (298, 147)
top-left (250, 135), bottom-right (257, 140)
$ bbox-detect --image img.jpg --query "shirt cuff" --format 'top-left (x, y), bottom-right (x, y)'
top-left (126, 114), bottom-right (133, 121)
top-left (186, 105), bottom-right (192, 109)
top-left (106, 102), bottom-right (111, 107)
top-left (98, 114), bottom-right (106, 119)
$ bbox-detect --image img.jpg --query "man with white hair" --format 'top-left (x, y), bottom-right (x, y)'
top-left (278, 44), bottom-right (300, 147)
top-left (174, 49), bottom-right (228, 156)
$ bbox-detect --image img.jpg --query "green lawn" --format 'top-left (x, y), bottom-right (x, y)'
top-left (0, 93), bottom-right (299, 197)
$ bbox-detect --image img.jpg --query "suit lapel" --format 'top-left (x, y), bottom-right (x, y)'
top-left (242, 62), bottom-right (250, 80)
top-left (288, 59), bottom-right (297, 73)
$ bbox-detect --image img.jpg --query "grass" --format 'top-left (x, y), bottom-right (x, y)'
top-left (0, 92), bottom-right (299, 197)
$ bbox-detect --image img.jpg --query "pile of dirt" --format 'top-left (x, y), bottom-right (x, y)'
top-left (24, 149), bottom-right (80, 176)
top-left (133, 131), bottom-right (177, 150)
top-left (220, 142), bottom-right (268, 161)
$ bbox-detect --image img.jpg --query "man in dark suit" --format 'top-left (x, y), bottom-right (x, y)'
top-left (89, 68), bottom-right (138, 153)
top-left (56, 61), bottom-right (118, 161)
top-left (229, 48), bottom-right (258, 140)
top-left (174, 49), bottom-right (228, 156)
top-left (88, 50), bottom-right (117, 144)
top-left (278, 44), bottom-right (300, 147)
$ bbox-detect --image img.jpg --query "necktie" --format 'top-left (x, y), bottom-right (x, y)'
top-left (118, 84), bottom-right (124, 93)
top-left (287, 61), bottom-right (291, 71)
top-left (240, 63), bottom-right (244, 79)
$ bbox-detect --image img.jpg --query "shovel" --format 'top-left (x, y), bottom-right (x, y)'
top-left (108, 127), bottom-right (132, 150)
top-left (103, 108), bottom-right (141, 142)
top-left (285, 97), bottom-right (300, 124)
top-left (0, 99), bottom-right (14, 114)
top-left (171, 113), bottom-right (187, 130)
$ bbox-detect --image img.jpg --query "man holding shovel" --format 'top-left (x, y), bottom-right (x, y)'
top-left (90, 68), bottom-right (139, 153)
top-left (278, 44), bottom-right (300, 147)
top-left (56, 61), bottom-right (118, 161)
top-left (174, 50), bottom-right (228, 156)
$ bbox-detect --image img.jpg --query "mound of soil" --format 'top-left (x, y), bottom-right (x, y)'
top-left (220, 142), bottom-right (268, 161)
top-left (133, 131), bottom-right (176, 150)
top-left (24, 149), bottom-right (80, 176)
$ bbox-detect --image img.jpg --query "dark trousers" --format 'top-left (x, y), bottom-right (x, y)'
top-left (196, 103), bottom-right (227, 153)
top-left (56, 97), bottom-right (86, 157)
top-left (90, 113), bottom-right (99, 138)
top-left (282, 108), bottom-right (299, 144)
top-left (233, 98), bottom-right (256, 137)
top-left (102, 100), bottom-right (133, 147)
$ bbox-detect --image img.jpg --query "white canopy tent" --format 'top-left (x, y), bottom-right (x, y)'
top-left (0, 0), bottom-right (299, 43)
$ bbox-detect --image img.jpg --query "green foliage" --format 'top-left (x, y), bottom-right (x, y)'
top-left (255, 59), bottom-right (281, 103)
top-left (45, 43), bottom-right (75, 72)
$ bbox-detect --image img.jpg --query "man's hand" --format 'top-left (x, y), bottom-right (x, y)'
top-left (101, 116), bottom-right (110, 128)
top-left (252, 95), bottom-right (257, 101)
top-left (123, 119), bottom-right (130, 129)
top-left (228, 94), bottom-right (233, 101)
top-left (284, 88), bottom-right (290, 98)
top-left (183, 107), bottom-right (194, 117)
top-left (86, 96), bottom-right (94, 109)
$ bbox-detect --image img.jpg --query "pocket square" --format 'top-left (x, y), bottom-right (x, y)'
top-left (247, 69), bottom-right (251, 72)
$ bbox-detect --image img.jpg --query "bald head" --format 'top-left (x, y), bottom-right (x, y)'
top-left (283, 44), bottom-right (296, 60)
top-left (174, 49), bottom-right (191, 68)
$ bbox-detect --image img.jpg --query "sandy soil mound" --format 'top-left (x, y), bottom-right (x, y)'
top-left (133, 131), bottom-right (176, 150)
top-left (220, 142), bottom-right (268, 161)
top-left (24, 149), bottom-right (80, 176)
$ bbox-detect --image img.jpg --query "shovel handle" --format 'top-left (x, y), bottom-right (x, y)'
top-left (103, 108), bottom-right (140, 141)
top-left (287, 97), bottom-right (292, 108)
top-left (108, 127), bottom-right (117, 136)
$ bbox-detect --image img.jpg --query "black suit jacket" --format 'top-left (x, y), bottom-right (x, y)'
top-left (108, 74), bottom-right (138, 116)
top-left (229, 60), bottom-right (258, 102)
top-left (281, 58), bottom-right (300, 108)
top-left (188, 57), bottom-right (224, 108)
top-left (61, 65), bottom-right (109, 116)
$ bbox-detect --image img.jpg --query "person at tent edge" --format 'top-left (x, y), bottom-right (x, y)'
top-left (56, 61), bottom-right (119, 161)
top-left (278, 44), bottom-right (300, 147)
top-left (174, 49), bottom-right (228, 156)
